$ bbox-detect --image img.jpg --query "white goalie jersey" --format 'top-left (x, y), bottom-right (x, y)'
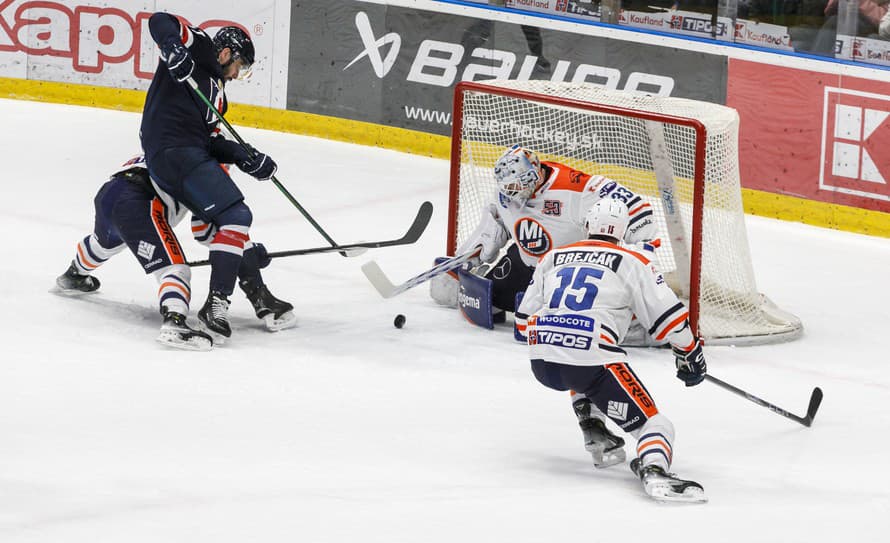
top-left (462, 162), bottom-right (659, 268)
top-left (516, 239), bottom-right (696, 366)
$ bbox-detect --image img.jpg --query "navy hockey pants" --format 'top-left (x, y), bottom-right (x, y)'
top-left (485, 244), bottom-right (535, 312)
top-left (530, 360), bottom-right (660, 434)
top-left (147, 146), bottom-right (245, 223)
top-left (93, 174), bottom-right (185, 274)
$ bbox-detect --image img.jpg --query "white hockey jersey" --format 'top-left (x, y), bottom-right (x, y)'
top-left (516, 239), bottom-right (696, 366)
top-left (481, 162), bottom-right (658, 268)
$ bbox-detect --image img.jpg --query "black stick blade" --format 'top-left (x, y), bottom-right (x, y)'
top-left (802, 387), bottom-right (824, 427)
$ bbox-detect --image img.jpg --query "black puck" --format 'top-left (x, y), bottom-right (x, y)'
top-left (393, 314), bottom-right (406, 329)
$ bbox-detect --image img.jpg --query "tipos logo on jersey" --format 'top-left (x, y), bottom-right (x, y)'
top-left (527, 330), bottom-right (591, 350)
top-left (513, 218), bottom-right (552, 256)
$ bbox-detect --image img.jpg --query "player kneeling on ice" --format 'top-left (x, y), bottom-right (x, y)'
top-left (55, 156), bottom-right (296, 351)
top-left (515, 199), bottom-right (708, 503)
top-left (430, 144), bottom-right (659, 334)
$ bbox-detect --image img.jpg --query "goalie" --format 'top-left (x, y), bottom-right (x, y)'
top-left (431, 144), bottom-right (659, 331)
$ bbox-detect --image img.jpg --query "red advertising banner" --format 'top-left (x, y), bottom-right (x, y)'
top-left (728, 59), bottom-right (890, 214)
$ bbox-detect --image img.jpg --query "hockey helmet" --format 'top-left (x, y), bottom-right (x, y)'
top-left (213, 26), bottom-right (255, 80)
top-left (586, 199), bottom-right (629, 242)
top-left (494, 145), bottom-right (542, 202)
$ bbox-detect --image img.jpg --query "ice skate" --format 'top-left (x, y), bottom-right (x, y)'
top-left (241, 279), bottom-right (296, 332)
top-left (573, 399), bottom-right (626, 468)
top-left (157, 310), bottom-right (212, 351)
top-left (630, 458), bottom-right (707, 504)
top-left (55, 262), bottom-right (100, 294)
top-left (198, 290), bottom-right (232, 343)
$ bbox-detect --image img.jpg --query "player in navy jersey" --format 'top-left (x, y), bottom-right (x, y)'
top-left (55, 156), bottom-right (297, 350)
top-left (140, 12), bottom-right (277, 342)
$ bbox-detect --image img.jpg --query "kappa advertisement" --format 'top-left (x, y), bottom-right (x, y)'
top-left (0, 0), bottom-right (291, 108)
top-left (287, 0), bottom-right (727, 136)
top-left (728, 58), bottom-right (890, 214)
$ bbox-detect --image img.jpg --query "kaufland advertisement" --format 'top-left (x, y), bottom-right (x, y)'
top-left (728, 58), bottom-right (890, 214)
top-left (0, 0), bottom-right (291, 108)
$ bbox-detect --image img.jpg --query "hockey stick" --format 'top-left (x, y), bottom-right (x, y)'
top-left (185, 77), bottom-right (352, 256)
top-left (704, 374), bottom-right (823, 428)
top-left (361, 247), bottom-right (481, 299)
top-left (188, 201), bottom-right (433, 267)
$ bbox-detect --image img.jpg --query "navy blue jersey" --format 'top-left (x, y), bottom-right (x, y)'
top-left (140, 13), bottom-right (228, 161)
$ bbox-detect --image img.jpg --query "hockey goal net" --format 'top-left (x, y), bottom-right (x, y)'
top-left (448, 80), bottom-right (802, 346)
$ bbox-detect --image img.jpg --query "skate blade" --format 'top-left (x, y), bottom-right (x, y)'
top-left (50, 285), bottom-right (99, 297)
top-left (587, 444), bottom-right (627, 469)
top-left (645, 483), bottom-right (708, 504)
top-left (197, 321), bottom-right (229, 345)
top-left (262, 311), bottom-right (297, 332)
top-left (157, 330), bottom-right (213, 352)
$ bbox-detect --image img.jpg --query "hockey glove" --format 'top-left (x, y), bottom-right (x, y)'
top-left (236, 145), bottom-right (278, 181)
top-left (159, 37), bottom-right (194, 83)
top-left (252, 242), bottom-right (272, 269)
top-left (478, 204), bottom-right (509, 263)
top-left (672, 339), bottom-right (707, 387)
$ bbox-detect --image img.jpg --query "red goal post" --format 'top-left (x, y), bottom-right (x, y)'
top-left (447, 80), bottom-right (802, 346)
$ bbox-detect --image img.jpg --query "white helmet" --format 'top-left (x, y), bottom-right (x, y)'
top-left (494, 145), bottom-right (542, 202)
top-left (586, 199), bottom-right (629, 241)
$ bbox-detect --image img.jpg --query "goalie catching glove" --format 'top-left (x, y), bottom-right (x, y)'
top-left (465, 203), bottom-right (509, 264)
top-left (672, 338), bottom-right (707, 387)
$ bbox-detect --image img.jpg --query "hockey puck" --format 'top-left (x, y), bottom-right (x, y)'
top-left (393, 314), bottom-right (406, 329)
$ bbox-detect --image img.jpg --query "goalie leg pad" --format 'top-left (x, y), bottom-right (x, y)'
top-left (429, 257), bottom-right (459, 308)
top-left (457, 268), bottom-right (494, 329)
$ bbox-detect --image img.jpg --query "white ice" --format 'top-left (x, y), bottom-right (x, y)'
top-left (1, 98), bottom-right (888, 542)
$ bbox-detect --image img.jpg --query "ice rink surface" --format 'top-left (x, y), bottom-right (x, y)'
top-left (1, 98), bottom-right (889, 542)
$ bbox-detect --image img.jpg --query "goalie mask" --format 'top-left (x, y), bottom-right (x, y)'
top-left (586, 199), bottom-right (629, 242)
top-left (494, 145), bottom-right (542, 202)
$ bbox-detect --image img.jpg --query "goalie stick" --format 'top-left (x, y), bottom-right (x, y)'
top-left (361, 247), bottom-right (481, 299)
top-left (705, 374), bottom-right (823, 428)
top-left (188, 201), bottom-right (433, 268)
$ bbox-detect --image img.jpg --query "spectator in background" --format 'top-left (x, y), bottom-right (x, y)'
top-left (880, 5), bottom-right (890, 36)
top-left (811, 0), bottom-right (889, 53)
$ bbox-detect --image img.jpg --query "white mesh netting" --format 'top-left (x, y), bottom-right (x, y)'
top-left (451, 80), bottom-right (801, 345)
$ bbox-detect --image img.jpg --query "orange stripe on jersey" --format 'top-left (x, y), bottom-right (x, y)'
top-left (605, 363), bottom-right (659, 418)
top-left (540, 162), bottom-right (590, 193)
top-left (656, 311), bottom-right (689, 341)
top-left (557, 240), bottom-right (651, 265)
top-left (629, 202), bottom-right (652, 215)
top-left (600, 334), bottom-right (615, 345)
top-left (150, 198), bottom-right (185, 265)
